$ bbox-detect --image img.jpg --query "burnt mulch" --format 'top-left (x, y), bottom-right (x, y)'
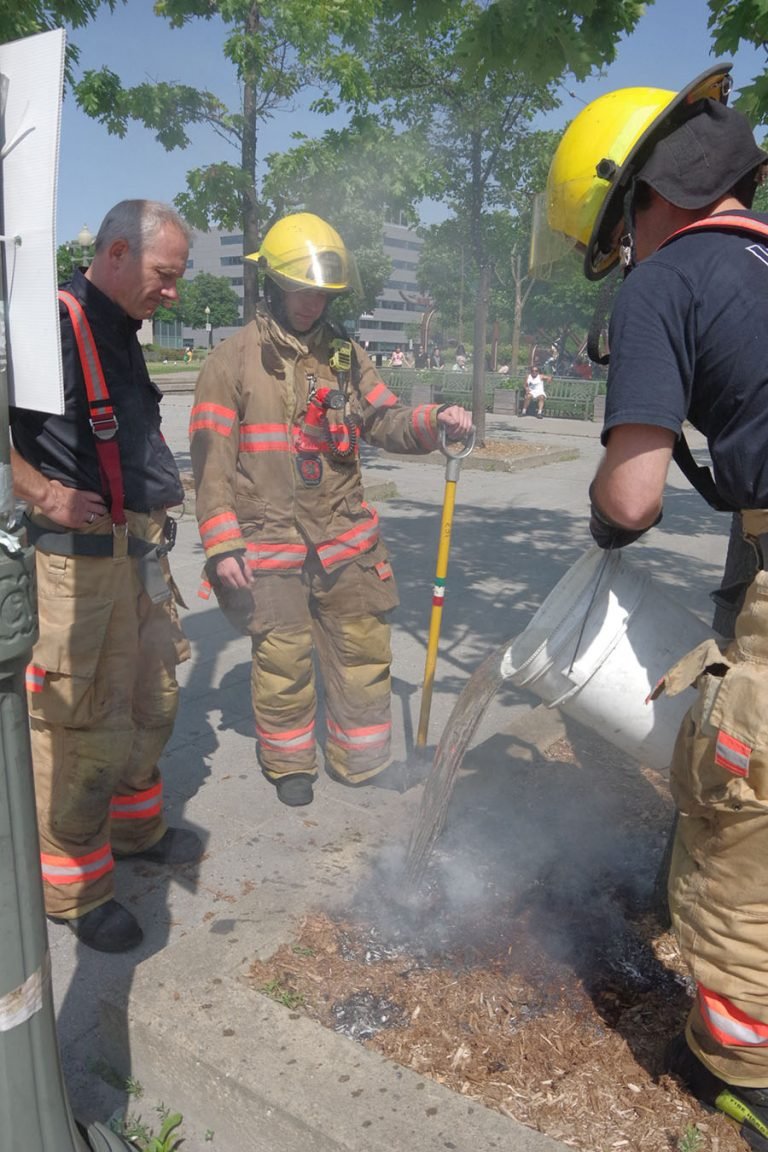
top-left (248, 735), bottom-right (746, 1152)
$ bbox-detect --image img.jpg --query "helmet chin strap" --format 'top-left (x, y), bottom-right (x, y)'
top-left (619, 232), bottom-right (635, 271)
top-left (619, 184), bottom-right (638, 275)
top-left (586, 183), bottom-right (638, 366)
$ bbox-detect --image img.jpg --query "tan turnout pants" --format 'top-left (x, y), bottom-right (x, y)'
top-left (666, 509), bottom-right (768, 1085)
top-left (215, 547), bottom-right (399, 783)
top-left (28, 510), bottom-right (189, 918)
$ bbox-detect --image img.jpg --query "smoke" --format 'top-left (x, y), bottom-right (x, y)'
top-left (337, 727), bottom-right (674, 995)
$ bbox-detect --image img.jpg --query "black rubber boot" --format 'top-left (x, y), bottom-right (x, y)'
top-left (48, 899), bottom-right (143, 953)
top-left (274, 773), bottom-right (315, 807)
top-left (665, 1033), bottom-right (768, 1150)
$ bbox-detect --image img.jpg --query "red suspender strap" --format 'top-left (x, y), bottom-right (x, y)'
top-left (58, 290), bottom-right (126, 526)
top-left (661, 214), bottom-right (768, 248)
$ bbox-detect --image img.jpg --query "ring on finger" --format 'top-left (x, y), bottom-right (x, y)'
top-left (87, 512), bottom-right (95, 524)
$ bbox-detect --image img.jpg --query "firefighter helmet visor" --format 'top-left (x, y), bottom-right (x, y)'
top-left (246, 212), bottom-right (362, 297)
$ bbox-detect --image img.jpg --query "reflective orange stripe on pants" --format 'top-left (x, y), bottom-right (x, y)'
top-left (699, 986), bottom-right (768, 1048)
top-left (326, 716), bottom-right (390, 755)
top-left (110, 781), bottom-right (163, 822)
top-left (40, 844), bottom-right (113, 886)
top-left (255, 720), bottom-right (315, 755)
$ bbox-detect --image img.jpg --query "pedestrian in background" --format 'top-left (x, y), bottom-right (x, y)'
top-left (523, 366), bottom-right (550, 418)
top-left (11, 199), bottom-right (201, 953)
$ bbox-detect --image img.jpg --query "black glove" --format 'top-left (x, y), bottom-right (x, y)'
top-left (205, 550), bottom-right (248, 583)
top-left (588, 486), bottom-right (662, 550)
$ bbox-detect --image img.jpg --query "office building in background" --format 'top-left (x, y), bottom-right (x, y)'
top-left (159, 218), bottom-right (427, 355)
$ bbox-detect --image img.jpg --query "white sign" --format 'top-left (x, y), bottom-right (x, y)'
top-left (1, 28), bottom-right (65, 414)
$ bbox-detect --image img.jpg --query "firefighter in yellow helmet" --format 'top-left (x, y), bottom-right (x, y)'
top-left (190, 212), bottom-right (471, 807)
top-left (544, 66), bottom-right (768, 1147)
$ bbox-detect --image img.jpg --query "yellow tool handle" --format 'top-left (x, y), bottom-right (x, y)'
top-left (416, 478), bottom-right (458, 747)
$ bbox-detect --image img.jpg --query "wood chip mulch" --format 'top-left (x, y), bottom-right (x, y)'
top-left (248, 735), bottom-right (746, 1152)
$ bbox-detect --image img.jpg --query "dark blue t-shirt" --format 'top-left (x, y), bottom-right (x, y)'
top-left (603, 210), bottom-right (768, 509)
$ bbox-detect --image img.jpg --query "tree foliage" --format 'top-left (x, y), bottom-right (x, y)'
top-left (707, 0), bottom-right (768, 125)
top-left (154, 271), bottom-right (241, 329)
top-left (71, 0), bottom-right (386, 320)
top-left (0, 0), bottom-right (112, 83)
top-left (335, 5), bottom-right (565, 439)
top-left (382, 0), bottom-right (648, 83)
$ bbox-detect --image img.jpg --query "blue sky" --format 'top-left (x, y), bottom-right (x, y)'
top-left (55, 0), bottom-right (767, 244)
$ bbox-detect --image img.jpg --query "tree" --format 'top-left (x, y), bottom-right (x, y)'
top-left (56, 241), bottom-right (77, 284)
top-left (707, 0), bottom-right (768, 125)
top-left (343, 6), bottom-right (563, 442)
top-left (385, 0), bottom-right (648, 83)
top-left (0, 0), bottom-right (109, 82)
top-left (524, 257), bottom-right (607, 364)
top-left (72, 0), bottom-right (384, 322)
top-left (154, 271), bottom-right (240, 332)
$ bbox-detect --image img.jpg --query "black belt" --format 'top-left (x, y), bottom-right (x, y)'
top-left (23, 514), bottom-right (174, 559)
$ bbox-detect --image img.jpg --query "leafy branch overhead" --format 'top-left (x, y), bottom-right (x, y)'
top-left (707, 0), bottom-right (768, 125)
top-left (74, 71), bottom-right (230, 150)
top-left (382, 0), bottom-right (647, 82)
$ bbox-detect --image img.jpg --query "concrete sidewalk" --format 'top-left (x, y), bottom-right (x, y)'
top-left (49, 400), bottom-right (729, 1150)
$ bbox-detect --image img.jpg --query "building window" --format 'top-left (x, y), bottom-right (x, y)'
top-left (220, 234), bottom-right (244, 245)
top-left (221, 255), bottom-right (243, 266)
top-left (386, 236), bottom-right (423, 252)
top-left (229, 277), bottom-right (244, 286)
top-left (186, 259), bottom-right (194, 269)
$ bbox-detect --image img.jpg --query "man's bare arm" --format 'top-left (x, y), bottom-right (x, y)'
top-left (590, 424), bottom-right (675, 530)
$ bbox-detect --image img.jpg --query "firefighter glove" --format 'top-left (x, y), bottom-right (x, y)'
top-left (205, 550), bottom-right (248, 582)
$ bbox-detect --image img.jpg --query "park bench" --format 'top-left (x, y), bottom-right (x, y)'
top-left (542, 377), bottom-right (600, 419)
top-left (493, 376), bottom-right (600, 420)
top-left (380, 368), bottom-right (495, 408)
top-left (379, 367), bottom-right (603, 418)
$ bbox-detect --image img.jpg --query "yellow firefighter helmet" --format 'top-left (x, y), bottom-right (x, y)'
top-left (542, 64), bottom-right (733, 280)
top-left (247, 212), bottom-right (360, 296)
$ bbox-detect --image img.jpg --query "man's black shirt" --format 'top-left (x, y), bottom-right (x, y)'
top-left (11, 269), bottom-right (183, 512)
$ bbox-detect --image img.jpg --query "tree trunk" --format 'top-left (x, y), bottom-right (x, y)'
top-left (472, 262), bottom-right (490, 445)
top-left (241, 4), bottom-right (261, 324)
top-left (511, 252), bottom-right (522, 376)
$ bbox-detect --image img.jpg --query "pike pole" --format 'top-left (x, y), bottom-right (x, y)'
top-left (416, 423), bottom-right (475, 750)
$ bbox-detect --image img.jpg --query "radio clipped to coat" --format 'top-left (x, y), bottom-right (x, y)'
top-left (294, 342), bottom-right (361, 485)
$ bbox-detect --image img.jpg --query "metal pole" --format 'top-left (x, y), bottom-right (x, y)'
top-left (0, 71), bottom-right (131, 1152)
